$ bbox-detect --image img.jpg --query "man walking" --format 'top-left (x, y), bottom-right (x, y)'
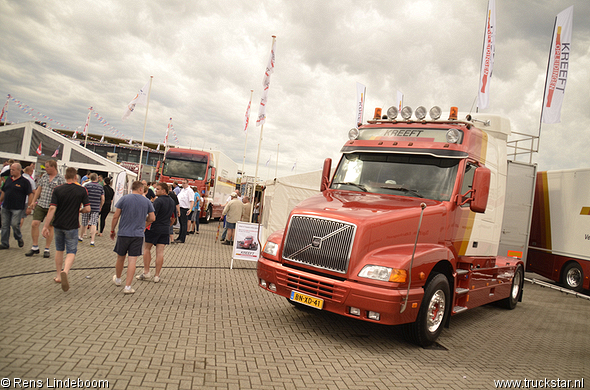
top-left (137, 182), bottom-right (176, 283)
top-left (221, 192), bottom-right (242, 246)
top-left (42, 167), bottom-right (90, 292)
top-left (79, 173), bottom-right (104, 246)
top-left (174, 179), bottom-right (194, 244)
top-left (26, 160), bottom-right (66, 257)
top-left (1, 163), bottom-right (34, 250)
top-left (110, 181), bottom-right (155, 294)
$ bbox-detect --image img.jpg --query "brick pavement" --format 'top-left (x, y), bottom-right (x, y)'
top-left (0, 214), bottom-right (588, 389)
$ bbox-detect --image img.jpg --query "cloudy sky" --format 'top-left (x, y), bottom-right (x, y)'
top-left (1, 0), bottom-right (589, 180)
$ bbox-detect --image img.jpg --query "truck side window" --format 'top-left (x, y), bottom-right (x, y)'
top-left (460, 163), bottom-right (477, 206)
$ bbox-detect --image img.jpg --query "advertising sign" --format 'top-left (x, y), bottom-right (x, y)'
top-left (230, 222), bottom-right (261, 269)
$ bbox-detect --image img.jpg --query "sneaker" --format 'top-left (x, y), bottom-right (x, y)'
top-left (43, 251), bottom-right (50, 258)
top-left (90, 242), bottom-right (95, 247)
top-left (25, 249), bottom-right (40, 256)
top-left (0, 245), bottom-right (8, 250)
top-left (222, 240), bottom-right (232, 246)
top-left (153, 276), bottom-right (161, 283)
top-left (78, 237), bottom-right (83, 242)
top-left (18, 239), bottom-right (24, 248)
top-left (112, 275), bottom-right (121, 286)
top-left (136, 273), bottom-right (151, 281)
top-left (123, 288), bottom-right (135, 294)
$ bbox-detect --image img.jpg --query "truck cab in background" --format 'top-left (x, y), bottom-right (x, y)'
top-left (257, 105), bottom-right (536, 347)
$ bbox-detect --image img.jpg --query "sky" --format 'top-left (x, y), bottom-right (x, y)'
top-left (1, 0), bottom-right (589, 181)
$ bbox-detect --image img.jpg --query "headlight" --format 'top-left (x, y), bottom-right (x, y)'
top-left (263, 241), bottom-right (279, 257)
top-left (358, 265), bottom-right (407, 283)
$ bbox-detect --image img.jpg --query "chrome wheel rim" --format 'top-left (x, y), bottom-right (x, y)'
top-left (566, 268), bottom-right (582, 289)
top-left (511, 269), bottom-right (522, 300)
top-left (427, 290), bottom-right (446, 333)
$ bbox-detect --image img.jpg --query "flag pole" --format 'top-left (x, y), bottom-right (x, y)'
top-left (275, 143), bottom-right (279, 178)
top-left (138, 75), bottom-right (153, 181)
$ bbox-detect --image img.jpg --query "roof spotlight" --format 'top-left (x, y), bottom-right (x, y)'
top-left (415, 106), bottom-right (427, 120)
top-left (348, 128), bottom-right (359, 140)
top-left (386, 106), bottom-right (398, 120)
top-left (401, 106), bottom-right (413, 120)
top-left (429, 106), bottom-right (442, 120)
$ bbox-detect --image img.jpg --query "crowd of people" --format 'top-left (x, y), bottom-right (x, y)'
top-left (1, 159), bottom-right (261, 294)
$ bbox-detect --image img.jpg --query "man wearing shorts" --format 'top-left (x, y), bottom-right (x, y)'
top-left (42, 167), bottom-right (90, 292)
top-left (221, 192), bottom-right (242, 245)
top-left (79, 173), bottom-right (104, 246)
top-left (27, 160), bottom-right (66, 257)
top-left (137, 182), bottom-right (176, 283)
top-left (110, 181), bottom-right (155, 294)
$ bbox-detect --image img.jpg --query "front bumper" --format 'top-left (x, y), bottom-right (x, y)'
top-left (257, 257), bottom-right (424, 326)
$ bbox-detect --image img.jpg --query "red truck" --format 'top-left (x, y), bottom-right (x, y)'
top-left (257, 106), bottom-right (536, 347)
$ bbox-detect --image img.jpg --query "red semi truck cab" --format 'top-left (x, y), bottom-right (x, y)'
top-left (257, 106), bottom-right (532, 347)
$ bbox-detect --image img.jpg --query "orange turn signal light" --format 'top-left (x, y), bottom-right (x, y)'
top-left (389, 269), bottom-right (407, 283)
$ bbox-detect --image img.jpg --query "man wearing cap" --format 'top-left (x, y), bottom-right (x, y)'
top-left (221, 192), bottom-right (242, 245)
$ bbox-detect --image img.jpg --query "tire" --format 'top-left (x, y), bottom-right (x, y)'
top-left (204, 206), bottom-right (212, 224)
top-left (562, 262), bottom-right (584, 292)
top-left (499, 265), bottom-right (523, 309)
top-left (403, 273), bottom-right (450, 348)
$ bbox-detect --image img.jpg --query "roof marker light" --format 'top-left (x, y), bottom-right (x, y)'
top-left (429, 106), bottom-right (442, 120)
top-left (415, 106), bottom-right (427, 120)
top-left (373, 107), bottom-right (382, 120)
top-left (449, 107), bottom-right (458, 120)
top-left (401, 106), bottom-right (413, 120)
top-left (348, 128), bottom-right (359, 140)
top-left (387, 106), bottom-right (398, 120)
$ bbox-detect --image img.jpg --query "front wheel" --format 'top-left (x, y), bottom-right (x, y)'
top-left (204, 206), bottom-right (212, 224)
top-left (498, 265), bottom-right (523, 309)
top-left (403, 273), bottom-right (450, 348)
top-left (562, 262), bottom-right (584, 292)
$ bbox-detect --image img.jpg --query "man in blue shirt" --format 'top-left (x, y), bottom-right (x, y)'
top-left (79, 173), bottom-right (104, 246)
top-left (110, 180), bottom-right (155, 294)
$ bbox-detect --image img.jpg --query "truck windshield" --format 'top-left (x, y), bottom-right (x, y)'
top-left (162, 158), bottom-right (207, 181)
top-left (331, 153), bottom-right (460, 201)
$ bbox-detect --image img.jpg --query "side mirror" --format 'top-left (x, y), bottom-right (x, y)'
top-left (320, 158), bottom-right (332, 192)
top-left (209, 166), bottom-right (216, 188)
top-left (470, 166), bottom-right (490, 213)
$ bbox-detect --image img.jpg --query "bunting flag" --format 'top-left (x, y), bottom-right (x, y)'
top-left (0, 95), bottom-right (9, 122)
top-left (244, 97), bottom-right (252, 132)
top-left (122, 80), bottom-right (150, 121)
top-left (36, 142), bottom-right (42, 156)
top-left (5, 95), bottom-right (71, 129)
top-left (82, 107), bottom-right (92, 136)
top-left (51, 146), bottom-right (60, 158)
top-left (256, 36), bottom-right (276, 127)
top-left (478, 0), bottom-right (496, 109)
top-left (541, 6), bottom-right (574, 124)
top-left (356, 83), bottom-right (366, 127)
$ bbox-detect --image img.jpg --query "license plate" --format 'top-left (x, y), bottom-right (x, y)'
top-left (290, 290), bottom-right (324, 309)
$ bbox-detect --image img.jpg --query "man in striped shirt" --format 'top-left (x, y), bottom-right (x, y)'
top-left (79, 173), bottom-right (104, 247)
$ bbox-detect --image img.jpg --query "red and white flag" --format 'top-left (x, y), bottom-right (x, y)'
top-left (244, 98), bottom-right (252, 132)
top-left (164, 118), bottom-right (172, 148)
top-left (542, 6), bottom-right (574, 124)
top-left (478, 0), bottom-right (496, 110)
top-left (83, 107), bottom-right (92, 136)
top-left (256, 36), bottom-right (276, 127)
top-left (36, 142), bottom-right (42, 156)
top-left (122, 80), bottom-right (150, 121)
top-left (0, 95), bottom-right (9, 122)
top-left (51, 147), bottom-right (60, 158)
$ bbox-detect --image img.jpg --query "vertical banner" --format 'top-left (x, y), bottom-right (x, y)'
top-left (396, 90), bottom-right (404, 111)
top-left (541, 6), bottom-right (574, 124)
top-left (244, 95), bottom-right (252, 133)
top-left (256, 36), bottom-right (276, 127)
top-left (82, 107), bottom-right (92, 136)
top-left (478, 0), bottom-right (496, 109)
top-left (356, 82), bottom-right (366, 127)
top-left (113, 170), bottom-right (127, 206)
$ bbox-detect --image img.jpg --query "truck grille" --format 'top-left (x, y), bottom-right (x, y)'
top-left (282, 215), bottom-right (356, 274)
top-left (276, 269), bottom-right (347, 302)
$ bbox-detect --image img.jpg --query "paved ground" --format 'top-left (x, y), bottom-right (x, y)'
top-left (0, 215), bottom-right (588, 389)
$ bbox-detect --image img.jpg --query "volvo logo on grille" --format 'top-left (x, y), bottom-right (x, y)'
top-left (311, 236), bottom-right (322, 249)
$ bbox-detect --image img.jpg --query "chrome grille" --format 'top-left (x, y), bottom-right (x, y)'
top-left (282, 215), bottom-right (356, 273)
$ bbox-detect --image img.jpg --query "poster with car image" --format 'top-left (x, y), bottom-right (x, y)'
top-left (232, 222), bottom-right (261, 262)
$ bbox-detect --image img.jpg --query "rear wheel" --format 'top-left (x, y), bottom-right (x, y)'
top-left (499, 265), bottom-right (523, 309)
top-left (403, 273), bottom-right (450, 347)
top-left (562, 262), bottom-right (584, 292)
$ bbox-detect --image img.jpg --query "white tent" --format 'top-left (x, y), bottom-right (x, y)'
top-left (0, 121), bottom-right (136, 190)
top-left (260, 170), bottom-right (324, 244)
